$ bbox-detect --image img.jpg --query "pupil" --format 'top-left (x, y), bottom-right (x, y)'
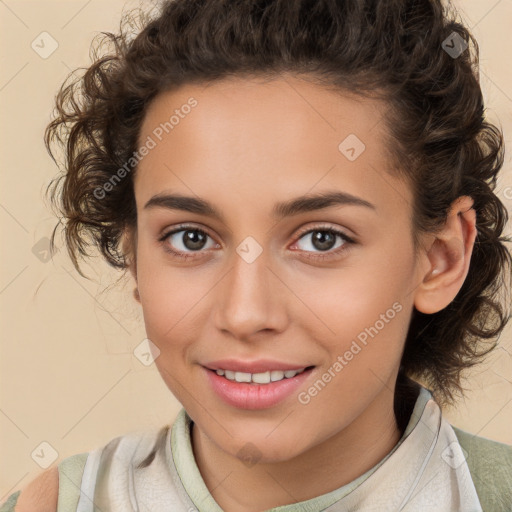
top-left (312, 230), bottom-right (335, 251)
top-left (183, 230), bottom-right (206, 250)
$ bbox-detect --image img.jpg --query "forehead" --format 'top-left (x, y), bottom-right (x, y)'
top-left (134, 75), bottom-right (412, 220)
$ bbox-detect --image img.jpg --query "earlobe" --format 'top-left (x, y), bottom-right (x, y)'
top-left (414, 196), bottom-right (477, 315)
top-left (121, 227), bottom-right (140, 302)
top-left (129, 264), bottom-right (141, 303)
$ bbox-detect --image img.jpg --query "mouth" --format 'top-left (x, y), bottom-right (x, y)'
top-left (203, 365), bottom-right (317, 410)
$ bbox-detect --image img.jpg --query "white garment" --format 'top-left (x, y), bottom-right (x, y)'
top-left (74, 386), bottom-right (482, 511)
top-left (322, 397), bottom-right (482, 511)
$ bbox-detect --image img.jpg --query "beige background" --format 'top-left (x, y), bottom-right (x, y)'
top-left (1, 0), bottom-right (511, 500)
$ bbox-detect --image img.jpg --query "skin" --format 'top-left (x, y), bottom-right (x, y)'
top-left (12, 466), bottom-right (58, 512)
top-left (15, 74), bottom-right (476, 512)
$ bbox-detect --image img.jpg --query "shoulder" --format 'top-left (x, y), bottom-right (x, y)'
top-left (452, 425), bottom-right (512, 510)
top-left (452, 425), bottom-right (512, 463)
top-left (0, 450), bottom-right (89, 512)
top-left (12, 466), bottom-right (59, 512)
top-left (2, 451), bottom-right (89, 512)
top-left (1, 425), bottom-right (172, 512)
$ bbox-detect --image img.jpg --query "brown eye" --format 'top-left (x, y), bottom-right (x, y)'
top-left (171, 229), bottom-right (209, 251)
top-left (291, 226), bottom-right (355, 261)
top-left (159, 226), bottom-right (218, 259)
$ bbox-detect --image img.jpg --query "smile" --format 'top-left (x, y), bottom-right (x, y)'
top-left (214, 367), bottom-right (308, 384)
top-left (204, 366), bottom-right (316, 409)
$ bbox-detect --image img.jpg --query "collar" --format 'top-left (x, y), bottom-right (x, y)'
top-left (169, 385), bottom-right (480, 511)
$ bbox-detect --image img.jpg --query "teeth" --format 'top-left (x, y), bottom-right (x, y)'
top-left (235, 371), bottom-right (252, 383)
top-left (215, 367), bottom-right (307, 384)
top-left (270, 370), bottom-right (284, 381)
top-left (252, 372), bottom-right (271, 384)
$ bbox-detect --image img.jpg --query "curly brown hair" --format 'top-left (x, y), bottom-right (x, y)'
top-left (44, 0), bottom-right (511, 412)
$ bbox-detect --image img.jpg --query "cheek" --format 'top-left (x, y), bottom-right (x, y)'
top-left (300, 242), bottom-right (413, 314)
top-left (138, 272), bottom-right (205, 346)
top-left (135, 244), bottom-right (193, 344)
top-left (136, 256), bottom-right (205, 400)
top-left (293, 245), bottom-right (415, 362)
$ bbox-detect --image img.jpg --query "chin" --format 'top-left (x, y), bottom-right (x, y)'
top-left (226, 434), bottom-right (307, 466)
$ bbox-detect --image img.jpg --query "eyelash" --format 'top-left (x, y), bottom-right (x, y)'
top-left (158, 223), bottom-right (356, 261)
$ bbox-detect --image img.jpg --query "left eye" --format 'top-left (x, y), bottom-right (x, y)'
top-left (293, 228), bottom-right (351, 253)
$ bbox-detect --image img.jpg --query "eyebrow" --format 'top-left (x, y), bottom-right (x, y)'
top-left (143, 191), bottom-right (376, 222)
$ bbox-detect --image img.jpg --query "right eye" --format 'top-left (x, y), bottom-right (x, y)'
top-left (159, 225), bottom-right (219, 259)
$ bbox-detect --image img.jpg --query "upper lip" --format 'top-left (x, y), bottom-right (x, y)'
top-left (203, 359), bottom-right (313, 373)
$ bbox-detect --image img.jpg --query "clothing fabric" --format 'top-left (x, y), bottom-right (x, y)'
top-left (1, 386), bottom-right (511, 511)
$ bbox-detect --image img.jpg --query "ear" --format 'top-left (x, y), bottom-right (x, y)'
top-left (121, 227), bottom-right (140, 303)
top-left (413, 195), bottom-right (477, 315)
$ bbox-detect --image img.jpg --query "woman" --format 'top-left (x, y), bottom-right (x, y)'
top-left (4, 0), bottom-right (511, 510)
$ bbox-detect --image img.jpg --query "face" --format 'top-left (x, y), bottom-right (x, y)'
top-left (131, 74), bottom-right (428, 464)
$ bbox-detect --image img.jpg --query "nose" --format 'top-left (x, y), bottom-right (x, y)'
top-left (214, 248), bottom-right (288, 341)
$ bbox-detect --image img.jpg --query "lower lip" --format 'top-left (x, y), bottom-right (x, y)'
top-left (204, 366), bottom-right (315, 410)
